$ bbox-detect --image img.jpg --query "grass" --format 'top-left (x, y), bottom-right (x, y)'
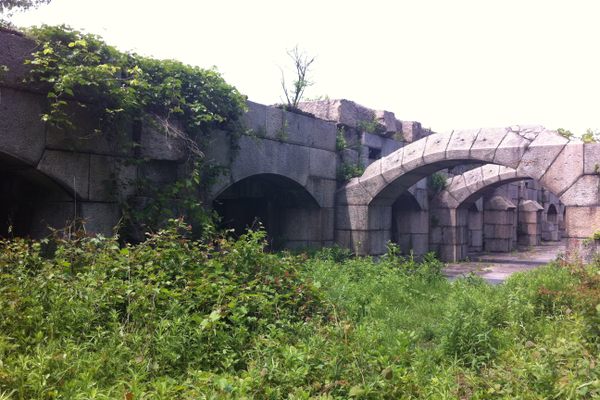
top-left (0, 225), bottom-right (598, 398)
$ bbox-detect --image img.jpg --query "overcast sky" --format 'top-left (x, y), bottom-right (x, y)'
top-left (8, 0), bottom-right (600, 133)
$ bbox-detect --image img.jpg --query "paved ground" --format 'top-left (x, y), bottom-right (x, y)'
top-left (443, 241), bottom-right (566, 284)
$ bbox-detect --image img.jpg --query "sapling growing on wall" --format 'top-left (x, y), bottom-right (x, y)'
top-left (280, 45), bottom-right (315, 111)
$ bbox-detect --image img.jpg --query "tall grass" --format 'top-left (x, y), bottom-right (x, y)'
top-left (0, 225), bottom-right (598, 398)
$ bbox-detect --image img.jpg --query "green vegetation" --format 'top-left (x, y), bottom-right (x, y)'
top-left (337, 161), bottom-right (365, 181)
top-left (280, 45), bottom-right (315, 111)
top-left (428, 172), bottom-right (448, 194)
top-left (557, 127), bottom-right (599, 143)
top-left (357, 117), bottom-right (385, 135)
top-left (0, 223), bottom-right (598, 399)
top-left (25, 25), bottom-right (245, 142)
top-left (335, 126), bottom-right (347, 151)
top-left (22, 25), bottom-right (247, 237)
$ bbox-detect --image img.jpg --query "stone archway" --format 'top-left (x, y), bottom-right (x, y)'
top-left (0, 152), bottom-right (77, 238)
top-left (391, 190), bottom-right (429, 256)
top-left (212, 173), bottom-right (329, 250)
top-left (336, 126), bottom-right (600, 256)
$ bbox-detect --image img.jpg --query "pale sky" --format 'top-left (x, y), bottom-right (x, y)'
top-left (7, 0), bottom-right (600, 134)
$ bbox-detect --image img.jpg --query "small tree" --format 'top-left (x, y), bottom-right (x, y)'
top-left (1, 0), bottom-right (51, 15)
top-left (1, 0), bottom-right (51, 27)
top-left (280, 45), bottom-right (315, 110)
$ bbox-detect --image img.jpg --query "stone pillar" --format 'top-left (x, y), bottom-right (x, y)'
top-left (334, 203), bottom-right (392, 255)
top-left (518, 200), bottom-right (544, 246)
top-left (467, 200), bottom-right (483, 252)
top-left (483, 196), bottom-right (516, 252)
top-left (564, 206), bottom-right (600, 262)
top-left (281, 207), bottom-right (334, 249)
top-left (393, 208), bottom-right (429, 256)
top-left (429, 207), bottom-right (468, 261)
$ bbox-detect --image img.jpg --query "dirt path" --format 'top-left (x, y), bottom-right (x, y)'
top-left (443, 241), bottom-right (566, 284)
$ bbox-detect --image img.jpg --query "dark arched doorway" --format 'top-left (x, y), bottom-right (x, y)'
top-left (0, 152), bottom-right (75, 238)
top-left (391, 191), bottom-right (428, 256)
top-left (212, 174), bottom-right (322, 250)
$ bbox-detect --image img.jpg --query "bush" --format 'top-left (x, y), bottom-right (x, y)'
top-left (0, 221), bottom-right (325, 398)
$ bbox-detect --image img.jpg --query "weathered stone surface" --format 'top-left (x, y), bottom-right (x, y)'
top-left (400, 135), bottom-right (428, 172)
top-left (310, 117), bottom-right (337, 151)
top-left (282, 208), bottom-right (322, 241)
top-left (281, 110), bottom-right (317, 148)
top-left (336, 205), bottom-right (369, 230)
top-left (423, 132), bottom-right (452, 164)
top-left (309, 148), bottom-right (336, 179)
top-left (320, 207), bottom-right (335, 241)
top-left (381, 147), bottom-right (405, 183)
top-left (470, 128), bottom-right (507, 162)
top-left (0, 30), bottom-right (37, 88)
top-left (0, 88), bottom-right (46, 165)
top-left (205, 130), bottom-right (232, 167)
top-left (79, 202), bottom-right (120, 236)
top-left (497, 165), bottom-right (519, 182)
top-left (411, 234), bottom-right (429, 256)
top-left (485, 210), bottom-right (513, 225)
top-left (375, 110), bottom-right (398, 134)
top-left (362, 132), bottom-right (384, 149)
top-left (88, 155), bottom-right (116, 201)
top-left (462, 168), bottom-right (486, 196)
top-left (583, 143), bottom-right (600, 174)
top-left (243, 101), bottom-right (267, 133)
top-left (305, 177), bottom-right (337, 208)
top-left (565, 206), bottom-right (600, 238)
top-left (560, 175), bottom-right (600, 206)
top-left (265, 106), bottom-right (285, 140)
top-left (485, 195), bottom-right (516, 211)
top-left (231, 136), bottom-right (310, 185)
top-left (446, 129), bottom-right (480, 160)
top-left (517, 131), bottom-right (568, 180)
top-left (341, 148), bottom-right (359, 165)
top-left (519, 200), bottom-right (544, 213)
top-left (431, 190), bottom-right (459, 209)
top-left (448, 175), bottom-right (472, 205)
top-left (335, 229), bottom-right (370, 254)
top-left (45, 103), bottom-right (129, 156)
top-left (373, 178), bottom-right (411, 206)
top-left (493, 131), bottom-right (530, 169)
top-left (368, 205), bottom-right (392, 230)
top-left (369, 229), bottom-right (391, 255)
top-left (402, 121), bottom-right (430, 142)
top-left (429, 226), bottom-right (443, 244)
top-left (37, 150), bottom-right (89, 199)
top-left (336, 180), bottom-right (373, 205)
top-left (297, 99), bottom-right (373, 130)
top-left (540, 143), bottom-right (583, 196)
top-left (139, 119), bottom-right (187, 161)
top-left (359, 161), bottom-right (388, 198)
top-left (381, 138), bottom-right (402, 156)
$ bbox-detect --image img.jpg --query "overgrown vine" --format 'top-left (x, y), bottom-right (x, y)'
top-left (23, 25), bottom-right (247, 238)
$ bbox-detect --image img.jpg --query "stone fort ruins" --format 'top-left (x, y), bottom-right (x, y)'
top-left (2, 29), bottom-right (600, 261)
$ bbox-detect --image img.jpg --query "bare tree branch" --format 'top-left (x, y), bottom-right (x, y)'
top-left (280, 45), bottom-right (315, 110)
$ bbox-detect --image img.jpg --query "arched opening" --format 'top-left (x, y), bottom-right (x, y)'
top-left (542, 203), bottom-right (560, 242)
top-left (212, 174), bottom-right (322, 250)
top-left (467, 201), bottom-right (483, 253)
top-left (0, 153), bottom-right (75, 238)
top-left (547, 204), bottom-right (558, 224)
top-left (391, 190), bottom-right (428, 255)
